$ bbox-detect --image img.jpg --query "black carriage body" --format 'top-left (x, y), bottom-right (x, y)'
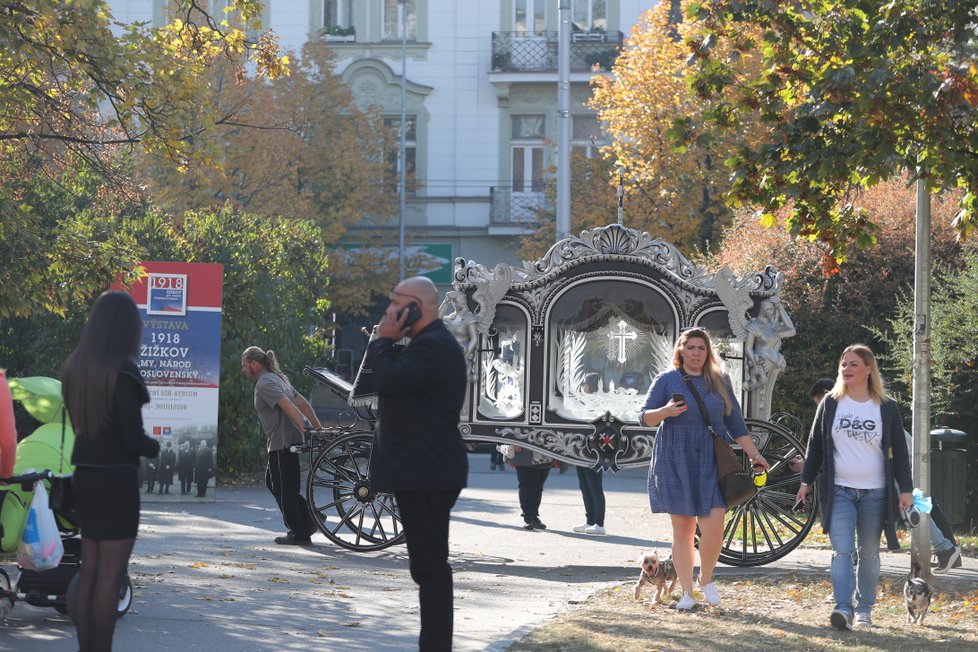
top-left (303, 224), bottom-right (816, 564)
top-left (446, 224), bottom-right (787, 472)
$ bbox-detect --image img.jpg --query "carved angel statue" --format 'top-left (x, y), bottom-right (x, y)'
top-left (440, 263), bottom-right (513, 382)
top-left (438, 290), bottom-right (480, 365)
top-left (743, 298), bottom-right (796, 390)
top-left (713, 268), bottom-right (796, 391)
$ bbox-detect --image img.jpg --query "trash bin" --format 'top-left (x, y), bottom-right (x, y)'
top-left (930, 427), bottom-right (968, 527)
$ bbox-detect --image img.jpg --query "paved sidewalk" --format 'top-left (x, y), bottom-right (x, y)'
top-left (2, 456), bottom-right (975, 651)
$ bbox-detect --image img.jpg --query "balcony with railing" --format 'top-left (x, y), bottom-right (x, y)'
top-left (490, 185), bottom-right (553, 228)
top-left (491, 31), bottom-right (624, 73)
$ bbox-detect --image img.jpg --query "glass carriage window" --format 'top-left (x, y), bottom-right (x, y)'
top-left (548, 281), bottom-right (675, 422)
top-left (478, 305), bottom-right (527, 420)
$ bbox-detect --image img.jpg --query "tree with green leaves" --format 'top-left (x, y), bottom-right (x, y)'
top-left (0, 0), bottom-right (288, 319)
top-left (681, 0), bottom-right (978, 264)
top-left (139, 37), bottom-right (402, 316)
top-left (131, 205), bottom-right (333, 475)
top-left (877, 243), bottom-right (978, 526)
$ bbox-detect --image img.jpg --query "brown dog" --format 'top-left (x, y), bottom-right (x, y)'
top-left (634, 552), bottom-right (677, 602)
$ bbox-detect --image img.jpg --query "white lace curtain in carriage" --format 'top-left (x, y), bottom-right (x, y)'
top-left (549, 281), bottom-right (674, 423)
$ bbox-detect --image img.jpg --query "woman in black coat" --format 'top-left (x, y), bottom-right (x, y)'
top-left (62, 292), bottom-right (160, 651)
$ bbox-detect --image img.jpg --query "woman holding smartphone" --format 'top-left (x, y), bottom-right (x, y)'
top-left (639, 328), bottom-right (768, 611)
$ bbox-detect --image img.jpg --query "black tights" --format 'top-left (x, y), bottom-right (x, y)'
top-left (75, 537), bottom-right (134, 652)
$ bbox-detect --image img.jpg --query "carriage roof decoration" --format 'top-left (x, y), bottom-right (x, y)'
top-left (438, 223), bottom-right (796, 472)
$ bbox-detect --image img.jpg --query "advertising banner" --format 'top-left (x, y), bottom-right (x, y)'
top-left (125, 262), bottom-right (223, 502)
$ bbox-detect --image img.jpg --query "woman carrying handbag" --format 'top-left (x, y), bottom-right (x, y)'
top-left (640, 328), bottom-right (769, 610)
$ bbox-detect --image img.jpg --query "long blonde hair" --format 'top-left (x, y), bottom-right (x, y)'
top-left (671, 327), bottom-right (733, 415)
top-left (828, 344), bottom-right (886, 403)
top-left (242, 346), bottom-right (293, 391)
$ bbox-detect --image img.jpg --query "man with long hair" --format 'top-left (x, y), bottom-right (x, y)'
top-left (242, 346), bottom-right (320, 545)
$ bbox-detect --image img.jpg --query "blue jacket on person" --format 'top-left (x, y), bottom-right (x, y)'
top-left (801, 395), bottom-right (913, 550)
top-left (366, 319), bottom-right (468, 493)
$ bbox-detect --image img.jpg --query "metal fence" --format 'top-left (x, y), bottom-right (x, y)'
top-left (491, 31), bottom-right (624, 72)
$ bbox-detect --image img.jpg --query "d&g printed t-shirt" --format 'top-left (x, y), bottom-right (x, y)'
top-left (832, 395), bottom-right (885, 489)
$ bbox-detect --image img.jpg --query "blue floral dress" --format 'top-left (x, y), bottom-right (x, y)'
top-left (642, 369), bottom-right (748, 516)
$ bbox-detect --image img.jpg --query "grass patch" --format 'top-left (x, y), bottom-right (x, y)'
top-left (509, 572), bottom-right (978, 651)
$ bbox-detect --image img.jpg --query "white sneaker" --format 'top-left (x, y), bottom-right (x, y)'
top-left (676, 593), bottom-right (696, 611)
top-left (585, 524), bottom-right (606, 535)
top-left (698, 578), bottom-right (721, 606)
top-left (572, 523), bottom-right (591, 533)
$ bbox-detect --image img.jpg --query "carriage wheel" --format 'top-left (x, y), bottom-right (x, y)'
top-left (714, 418), bottom-right (818, 567)
top-left (306, 431), bottom-right (405, 552)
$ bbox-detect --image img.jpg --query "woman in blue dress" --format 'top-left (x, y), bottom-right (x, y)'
top-left (640, 328), bottom-right (769, 610)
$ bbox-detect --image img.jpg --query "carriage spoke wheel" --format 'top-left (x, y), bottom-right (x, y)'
top-left (306, 431), bottom-right (405, 552)
top-left (698, 419), bottom-right (818, 567)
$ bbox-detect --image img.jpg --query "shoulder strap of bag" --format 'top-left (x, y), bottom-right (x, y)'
top-left (680, 371), bottom-right (720, 440)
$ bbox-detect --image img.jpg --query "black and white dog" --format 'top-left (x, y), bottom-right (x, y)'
top-left (904, 562), bottom-right (932, 625)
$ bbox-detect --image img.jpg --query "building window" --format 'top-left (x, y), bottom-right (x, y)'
top-left (323, 0), bottom-right (354, 30)
top-left (515, 0), bottom-right (546, 33)
top-left (572, 115), bottom-right (607, 158)
top-left (511, 115), bottom-right (545, 193)
top-left (572, 0), bottom-right (607, 32)
top-left (384, 115), bottom-right (417, 192)
top-left (383, 0), bottom-right (416, 40)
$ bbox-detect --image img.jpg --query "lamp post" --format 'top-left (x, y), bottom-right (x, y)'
top-left (397, 0), bottom-right (408, 281)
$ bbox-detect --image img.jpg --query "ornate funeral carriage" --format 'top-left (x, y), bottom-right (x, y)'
top-left (301, 223), bottom-right (816, 566)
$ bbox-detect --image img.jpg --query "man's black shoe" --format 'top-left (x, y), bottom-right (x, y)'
top-left (274, 532), bottom-right (312, 545)
top-left (529, 518), bottom-right (547, 530)
top-left (933, 545), bottom-right (962, 572)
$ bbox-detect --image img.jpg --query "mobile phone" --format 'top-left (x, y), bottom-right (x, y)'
top-left (398, 302), bottom-right (422, 327)
top-left (672, 393), bottom-right (686, 405)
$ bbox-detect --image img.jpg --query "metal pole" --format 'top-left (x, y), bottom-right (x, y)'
top-left (556, 0), bottom-right (571, 239)
top-left (911, 175), bottom-right (932, 577)
top-left (398, 0), bottom-right (408, 281)
top-left (616, 168), bottom-right (624, 225)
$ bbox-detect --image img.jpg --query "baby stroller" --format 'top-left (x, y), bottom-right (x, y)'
top-left (1, 416), bottom-right (133, 619)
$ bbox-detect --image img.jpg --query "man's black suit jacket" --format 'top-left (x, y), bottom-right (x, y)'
top-left (366, 319), bottom-right (468, 493)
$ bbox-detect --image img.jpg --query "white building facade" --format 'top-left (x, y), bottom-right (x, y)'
top-left (109, 0), bottom-right (652, 373)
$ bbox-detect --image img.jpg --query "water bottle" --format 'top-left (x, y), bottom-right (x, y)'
top-left (751, 464), bottom-right (767, 488)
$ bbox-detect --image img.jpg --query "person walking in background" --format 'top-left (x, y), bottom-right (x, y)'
top-left (177, 440), bottom-right (194, 495)
top-left (193, 440), bottom-right (214, 498)
top-left (499, 443), bottom-right (554, 530)
top-left (573, 372), bottom-right (606, 536)
top-left (365, 276), bottom-right (468, 651)
top-left (242, 346), bottom-right (320, 545)
top-left (61, 291), bottom-right (161, 652)
top-left (489, 445), bottom-right (505, 471)
top-left (640, 327), bottom-right (768, 611)
top-left (807, 377), bottom-right (962, 572)
top-left (796, 345), bottom-right (913, 630)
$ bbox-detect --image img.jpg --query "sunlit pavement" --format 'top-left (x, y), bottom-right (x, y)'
top-left (2, 455), bottom-right (975, 651)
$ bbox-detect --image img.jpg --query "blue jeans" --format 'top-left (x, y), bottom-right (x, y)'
top-left (828, 485), bottom-right (886, 616)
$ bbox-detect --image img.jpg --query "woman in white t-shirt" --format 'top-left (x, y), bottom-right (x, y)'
top-left (796, 344), bottom-right (913, 631)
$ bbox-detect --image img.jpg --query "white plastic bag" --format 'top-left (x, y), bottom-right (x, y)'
top-left (16, 482), bottom-right (64, 571)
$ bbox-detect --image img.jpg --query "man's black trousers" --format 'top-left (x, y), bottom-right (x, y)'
top-left (395, 489), bottom-right (460, 652)
top-left (266, 448), bottom-right (315, 538)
